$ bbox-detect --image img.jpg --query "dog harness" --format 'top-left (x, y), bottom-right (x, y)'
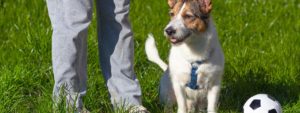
top-left (186, 61), bottom-right (204, 90)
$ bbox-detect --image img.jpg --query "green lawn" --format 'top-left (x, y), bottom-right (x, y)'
top-left (1, 0), bottom-right (300, 112)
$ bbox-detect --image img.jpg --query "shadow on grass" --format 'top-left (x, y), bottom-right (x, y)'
top-left (219, 67), bottom-right (300, 112)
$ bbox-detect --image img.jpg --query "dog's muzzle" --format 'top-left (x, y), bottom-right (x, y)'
top-left (165, 26), bottom-right (191, 44)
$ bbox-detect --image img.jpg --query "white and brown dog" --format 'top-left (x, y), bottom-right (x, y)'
top-left (145, 0), bottom-right (224, 113)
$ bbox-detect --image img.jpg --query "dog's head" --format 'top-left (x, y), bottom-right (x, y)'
top-left (164, 0), bottom-right (212, 44)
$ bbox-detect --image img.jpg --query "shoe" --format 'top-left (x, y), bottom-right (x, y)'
top-left (129, 105), bottom-right (150, 113)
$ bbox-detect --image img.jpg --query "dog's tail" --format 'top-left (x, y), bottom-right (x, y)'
top-left (145, 34), bottom-right (168, 71)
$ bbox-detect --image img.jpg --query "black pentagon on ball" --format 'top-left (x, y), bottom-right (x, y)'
top-left (269, 109), bottom-right (277, 113)
top-left (250, 99), bottom-right (261, 110)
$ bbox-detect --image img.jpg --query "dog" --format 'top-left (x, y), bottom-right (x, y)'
top-left (145, 0), bottom-right (224, 113)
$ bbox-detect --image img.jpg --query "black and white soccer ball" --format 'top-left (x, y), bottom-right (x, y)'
top-left (243, 94), bottom-right (282, 113)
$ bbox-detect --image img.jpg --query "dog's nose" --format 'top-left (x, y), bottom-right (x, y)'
top-left (165, 27), bottom-right (176, 36)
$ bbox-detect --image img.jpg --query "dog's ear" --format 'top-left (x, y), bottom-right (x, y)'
top-left (168, 0), bottom-right (176, 9)
top-left (168, 0), bottom-right (184, 8)
top-left (168, 0), bottom-right (177, 8)
top-left (198, 0), bottom-right (212, 14)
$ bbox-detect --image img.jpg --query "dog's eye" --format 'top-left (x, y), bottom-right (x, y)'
top-left (183, 14), bottom-right (195, 19)
top-left (200, 15), bottom-right (209, 20)
top-left (169, 12), bottom-right (175, 17)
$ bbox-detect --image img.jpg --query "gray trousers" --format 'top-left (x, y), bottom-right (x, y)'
top-left (46, 0), bottom-right (142, 109)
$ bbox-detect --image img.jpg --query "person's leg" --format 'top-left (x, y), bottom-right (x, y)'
top-left (95, 0), bottom-right (142, 108)
top-left (46, 0), bottom-right (92, 110)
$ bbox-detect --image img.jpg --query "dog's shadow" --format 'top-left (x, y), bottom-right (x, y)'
top-left (219, 65), bottom-right (300, 112)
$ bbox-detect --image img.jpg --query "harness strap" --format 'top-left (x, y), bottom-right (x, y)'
top-left (186, 61), bottom-right (204, 90)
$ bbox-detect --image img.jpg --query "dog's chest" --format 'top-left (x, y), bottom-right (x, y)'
top-left (169, 63), bottom-right (211, 89)
top-left (172, 68), bottom-right (209, 100)
top-left (169, 49), bottom-right (212, 86)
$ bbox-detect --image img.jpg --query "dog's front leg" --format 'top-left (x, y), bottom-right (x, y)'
top-left (172, 80), bottom-right (187, 113)
top-left (207, 77), bottom-right (221, 113)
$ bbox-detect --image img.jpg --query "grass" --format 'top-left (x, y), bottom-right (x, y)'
top-left (1, 0), bottom-right (300, 112)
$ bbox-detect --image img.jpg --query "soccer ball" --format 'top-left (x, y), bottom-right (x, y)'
top-left (243, 94), bottom-right (282, 113)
